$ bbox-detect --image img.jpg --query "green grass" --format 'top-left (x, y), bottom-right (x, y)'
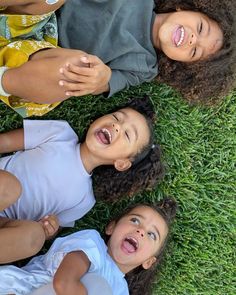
top-left (0, 82), bottom-right (235, 294)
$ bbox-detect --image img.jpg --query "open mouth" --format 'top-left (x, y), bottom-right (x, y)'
top-left (96, 128), bottom-right (112, 145)
top-left (173, 26), bottom-right (185, 47)
top-left (122, 237), bottom-right (138, 254)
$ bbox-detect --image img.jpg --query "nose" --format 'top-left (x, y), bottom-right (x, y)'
top-left (112, 123), bottom-right (120, 133)
top-left (189, 33), bottom-right (197, 46)
top-left (136, 229), bottom-right (144, 238)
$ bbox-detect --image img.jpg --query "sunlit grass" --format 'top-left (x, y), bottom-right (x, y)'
top-left (0, 82), bottom-right (235, 294)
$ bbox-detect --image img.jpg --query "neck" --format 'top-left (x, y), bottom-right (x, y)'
top-left (80, 142), bottom-right (113, 174)
top-left (80, 143), bottom-right (100, 174)
top-left (115, 262), bottom-right (135, 275)
top-left (107, 246), bottom-right (137, 275)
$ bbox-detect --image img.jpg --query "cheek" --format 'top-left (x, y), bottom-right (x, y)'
top-left (164, 46), bottom-right (190, 62)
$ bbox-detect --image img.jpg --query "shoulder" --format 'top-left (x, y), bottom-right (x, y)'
top-left (23, 119), bottom-right (79, 147)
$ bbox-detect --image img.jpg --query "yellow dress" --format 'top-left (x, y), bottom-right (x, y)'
top-left (0, 12), bottom-right (61, 117)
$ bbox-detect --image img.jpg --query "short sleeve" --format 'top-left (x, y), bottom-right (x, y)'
top-left (23, 120), bottom-right (78, 150)
top-left (107, 53), bottom-right (158, 97)
top-left (45, 230), bottom-right (106, 273)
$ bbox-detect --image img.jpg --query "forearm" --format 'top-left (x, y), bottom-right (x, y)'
top-left (2, 0), bottom-right (65, 15)
top-left (53, 251), bottom-right (90, 295)
top-left (2, 48), bottom-right (92, 104)
top-left (0, 0), bottom-right (35, 5)
top-left (0, 129), bottom-right (24, 154)
top-left (54, 281), bottom-right (87, 295)
top-left (2, 59), bottom-right (67, 104)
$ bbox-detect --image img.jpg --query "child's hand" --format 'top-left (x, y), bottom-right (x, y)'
top-left (38, 214), bottom-right (59, 240)
top-left (58, 54), bottom-right (111, 96)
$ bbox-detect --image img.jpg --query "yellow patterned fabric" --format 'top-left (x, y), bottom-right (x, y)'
top-left (0, 12), bottom-right (61, 117)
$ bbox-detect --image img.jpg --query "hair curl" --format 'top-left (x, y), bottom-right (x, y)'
top-left (112, 198), bottom-right (177, 295)
top-left (93, 96), bottom-right (165, 201)
top-left (154, 0), bottom-right (236, 104)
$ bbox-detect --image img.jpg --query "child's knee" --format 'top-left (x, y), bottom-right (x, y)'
top-left (25, 221), bottom-right (46, 256)
top-left (0, 170), bottom-right (22, 210)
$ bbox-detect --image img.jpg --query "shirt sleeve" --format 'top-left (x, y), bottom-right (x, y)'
top-left (23, 120), bottom-right (78, 150)
top-left (105, 52), bottom-right (157, 97)
top-left (47, 230), bottom-right (106, 273)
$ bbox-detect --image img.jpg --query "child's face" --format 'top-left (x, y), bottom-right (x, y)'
top-left (106, 206), bottom-right (168, 274)
top-left (153, 10), bottom-right (223, 62)
top-left (85, 108), bottom-right (150, 171)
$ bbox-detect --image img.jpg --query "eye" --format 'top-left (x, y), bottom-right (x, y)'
top-left (148, 232), bottom-right (156, 241)
top-left (130, 217), bottom-right (140, 225)
top-left (192, 47), bottom-right (197, 58)
top-left (112, 114), bottom-right (119, 121)
top-left (125, 131), bottom-right (130, 141)
top-left (198, 21), bottom-right (203, 34)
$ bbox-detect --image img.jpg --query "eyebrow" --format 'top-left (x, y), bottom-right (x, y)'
top-left (117, 110), bottom-right (138, 141)
top-left (129, 213), bottom-right (161, 240)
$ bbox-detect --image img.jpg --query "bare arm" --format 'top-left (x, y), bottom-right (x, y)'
top-left (2, 0), bottom-right (65, 15)
top-left (53, 251), bottom-right (90, 295)
top-left (2, 48), bottom-right (92, 104)
top-left (0, 129), bottom-right (24, 154)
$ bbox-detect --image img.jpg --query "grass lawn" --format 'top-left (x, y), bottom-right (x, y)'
top-left (0, 82), bottom-right (235, 294)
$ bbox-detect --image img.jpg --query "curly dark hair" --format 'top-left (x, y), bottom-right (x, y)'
top-left (154, 0), bottom-right (236, 104)
top-left (93, 96), bottom-right (165, 202)
top-left (109, 198), bottom-right (177, 295)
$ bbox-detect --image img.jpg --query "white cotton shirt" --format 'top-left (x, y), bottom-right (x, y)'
top-left (0, 230), bottom-right (129, 295)
top-left (0, 120), bottom-right (95, 227)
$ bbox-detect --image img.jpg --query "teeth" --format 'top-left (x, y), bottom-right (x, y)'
top-left (177, 27), bottom-right (184, 47)
top-left (102, 128), bottom-right (112, 143)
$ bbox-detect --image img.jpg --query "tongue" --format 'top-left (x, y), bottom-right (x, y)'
top-left (123, 240), bottom-right (136, 253)
top-left (97, 130), bottom-right (109, 144)
top-left (174, 27), bottom-right (181, 46)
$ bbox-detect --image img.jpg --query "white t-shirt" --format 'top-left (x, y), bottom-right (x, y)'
top-left (0, 120), bottom-right (95, 227)
top-left (0, 230), bottom-right (129, 295)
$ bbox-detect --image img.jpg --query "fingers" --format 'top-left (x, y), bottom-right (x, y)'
top-left (59, 67), bottom-right (100, 96)
top-left (59, 54), bottom-right (103, 80)
top-left (58, 55), bottom-right (110, 96)
top-left (39, 215), bottom-right (59, 239)
top-left (60, 64), bottom-right (97, 80)
top-left (59, 81), bottom-right (98, 97)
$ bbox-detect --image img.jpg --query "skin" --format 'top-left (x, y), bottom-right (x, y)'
top-left (106, 206), bottom-right (168, 273)
top-left (152, 10), bottom-right (223, 62)
top-left (1, 0), bottom-right (65, 15)
top-left (53, 205), bottom-right (168, 294)
top-left (0, 108), bottom-right (150, 262)
top-left (0, 217), bottom-right (46, 264)
top-left (80, 107), bottom-right (150, 173)
top-left (0, 129), bottom-right (60, 263)
top-left (0, 170), bottom-right (22, 211)
top-left (1, 5), bottom-right (223, 103)
top-left (53, 251), bottom-right (89, 295)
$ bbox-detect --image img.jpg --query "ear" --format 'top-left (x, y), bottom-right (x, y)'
top-left (105, 221), bottom-right (116, 236)
top-left (114, 159), bottom-right (132, 172)
top-left (142, 256), bottom-right (157, 270)
top-left (176, 6), bottom-right (181, 11)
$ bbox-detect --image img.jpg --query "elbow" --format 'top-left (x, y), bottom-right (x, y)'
top-left (53, 277), bottom-right (66, 295)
